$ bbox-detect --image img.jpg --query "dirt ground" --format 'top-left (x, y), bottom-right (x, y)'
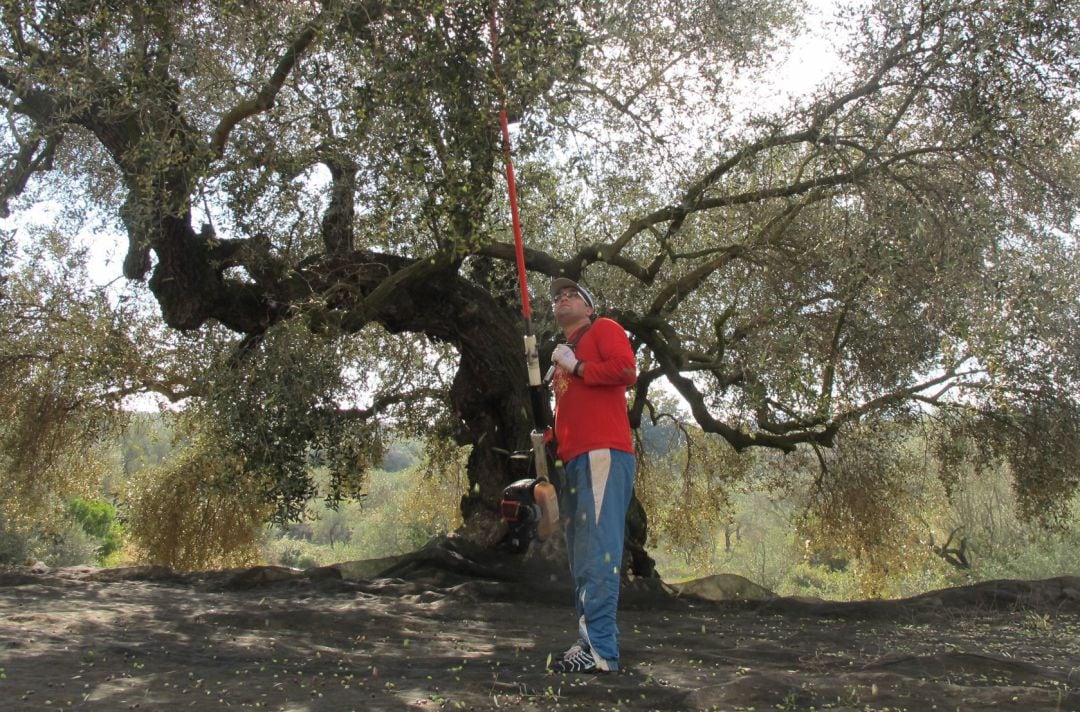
top-left (2, 537), bottom-right (1078, 711)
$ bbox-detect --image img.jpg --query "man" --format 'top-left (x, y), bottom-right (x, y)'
top-left (547, 277), bottom-right (637, 674)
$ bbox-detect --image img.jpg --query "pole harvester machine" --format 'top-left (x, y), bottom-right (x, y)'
top-left (488, 7), bottom-right (560, 552)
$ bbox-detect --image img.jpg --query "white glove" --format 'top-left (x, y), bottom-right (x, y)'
top-left (551, 343), bottom-right (580, 374)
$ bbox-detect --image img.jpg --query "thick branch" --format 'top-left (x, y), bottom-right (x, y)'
top-left (0, 132), bottom-right (59, 218)
top-left (319, 151), bottom-right (358, 254)
top-left (339, 387), bottom-right (447, 421)
top-left (209, 12), bottom-right (325, 157)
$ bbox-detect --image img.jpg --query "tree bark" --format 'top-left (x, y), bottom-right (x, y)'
top-left (365, 265), bottom-right (655, 574)
top-left (354, 263), bottom-right (537, 541)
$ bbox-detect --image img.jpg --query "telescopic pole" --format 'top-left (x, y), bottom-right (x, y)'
top-left (489, 8), bottom-right (559, 541)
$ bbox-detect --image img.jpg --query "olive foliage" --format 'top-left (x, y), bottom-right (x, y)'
top-left (0, 227), bottom-right (134, 529)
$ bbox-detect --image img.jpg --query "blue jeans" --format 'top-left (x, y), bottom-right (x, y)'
top-left (562, 448), bottom-right (636, 671)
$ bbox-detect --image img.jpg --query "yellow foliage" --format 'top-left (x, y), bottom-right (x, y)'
top-left (406, 439), bottom-right (467, 533)
top-left (636, 427), bottom-right (752, 575)
top-left (802, 424), bottom-right (944, 598)
top-left (0, 415), bottom-right (112, 533)
top-left (123, 436), bottom-right (272, 571)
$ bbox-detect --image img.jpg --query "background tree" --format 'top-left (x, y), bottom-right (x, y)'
top-left (1, 0), bottom-right (1077, 570)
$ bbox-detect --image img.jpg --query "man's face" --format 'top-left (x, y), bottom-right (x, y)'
top-left (552, 287), bottom-right (593, 326)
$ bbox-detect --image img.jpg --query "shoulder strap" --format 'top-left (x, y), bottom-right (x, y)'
top-left (566, 322), bottom-right (592, 349)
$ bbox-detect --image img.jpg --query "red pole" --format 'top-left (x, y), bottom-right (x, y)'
top-left (498, 109), bottom-right (532, 323)
top-left (489, 5), bottom-right (557, 508)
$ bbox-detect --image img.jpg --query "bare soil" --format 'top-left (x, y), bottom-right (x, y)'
top-left (2, 537), bottom-right (1078, 711)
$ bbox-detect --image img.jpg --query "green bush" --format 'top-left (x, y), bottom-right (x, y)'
top-left (0, 526), bottom-right (32, 565)
top-left (66, 497), bottom-right (124, 563)
top-left (273, 539), bottom-right (320, 570)
top-left (784, 561), bottom-right (864, 600)
top-left (0, 519), bottom-right (103, 567)
top-left (41, 521), bottom-right (101, 567)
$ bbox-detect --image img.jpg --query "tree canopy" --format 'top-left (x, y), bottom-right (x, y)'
top-left (1, 0), bottom-right (1077, 565)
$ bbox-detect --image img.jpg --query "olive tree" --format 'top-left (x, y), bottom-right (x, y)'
top-left (2, 0), bottom-right (1076, 567)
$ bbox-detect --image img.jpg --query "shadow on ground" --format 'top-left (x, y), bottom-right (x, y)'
top-left (2, 536), bottom-right (1078, 711)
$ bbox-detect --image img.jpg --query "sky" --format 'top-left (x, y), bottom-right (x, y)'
top-left (738, 0), bottom-right (848, 111)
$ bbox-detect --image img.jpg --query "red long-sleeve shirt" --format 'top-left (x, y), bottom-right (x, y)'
top-left (551, 317), bottom-right (637, 462)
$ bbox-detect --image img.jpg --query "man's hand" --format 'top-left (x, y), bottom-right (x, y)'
top-left (551, 343), bottom-right (580, 374)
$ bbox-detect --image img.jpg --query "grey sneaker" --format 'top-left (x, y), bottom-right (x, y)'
top-left (550, 647), bottom-right (607, 674)
top-left (554, 638), bottom-right (588, 661)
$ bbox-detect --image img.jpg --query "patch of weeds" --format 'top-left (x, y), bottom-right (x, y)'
top-left (776, 691), bottom-right (800, 710)
top-left (1023, 611), bottom-right (1055, 637)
